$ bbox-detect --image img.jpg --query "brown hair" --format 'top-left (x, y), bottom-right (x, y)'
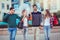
top-left (10, 7), bottom-right (14, 10)
top-left (44, 9), bottom-right (51, 19)
top-left (33, 4), bottom-right (37, 8)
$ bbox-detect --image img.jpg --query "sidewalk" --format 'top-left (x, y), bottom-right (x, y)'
top-left (0, 26), bottom-right (60, 35)
top-left (0, 26), bottom-right (60, 40)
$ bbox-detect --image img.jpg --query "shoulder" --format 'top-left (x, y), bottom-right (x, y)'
top-left (14, 14), bottom-right (18, 16)
top-left (37, 11), bottom-right (41, 14)
top-left (31, 12), bottom-right (34, 14)
top-left (14, 14), bottom-right (17, 15)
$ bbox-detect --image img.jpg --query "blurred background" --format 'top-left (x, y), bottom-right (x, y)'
top-left (0, 0), bottom-right (60, 26)
top-left (0, 0), bottom-right (60, 40)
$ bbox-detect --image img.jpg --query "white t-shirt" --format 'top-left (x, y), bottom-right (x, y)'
top-left (23, 17), bottom-right (28, 26)
top-left (44, 18), bottom-right (50, 26)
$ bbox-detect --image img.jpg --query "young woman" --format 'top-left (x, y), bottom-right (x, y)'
top-left (43, 9), bottom-right (53, 40)
top-left (21, 9), bottom-right (28, 40)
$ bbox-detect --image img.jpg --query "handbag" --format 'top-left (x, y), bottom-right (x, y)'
top-left (17, 21), bottom-right (23, 29)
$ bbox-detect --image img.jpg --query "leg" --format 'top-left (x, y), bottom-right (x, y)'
top-left (36, 27), bottom-right (40, 40)
top-left (25, 28), bottom-right (28, 40)
top-left (24, 28), bottom-right (26, 40)
top-left (24, 28), bottom-right (28, 40)
top-left (8, 28), bottom-right (13, 40)
top-left (48, 26), bottom-right (51, 40)
top-left (33, 27), bottom-right (36, 40)
top-left (44, 26), bottom-right (48, 40)
top-left (12, 28), bottom-right (17, 40)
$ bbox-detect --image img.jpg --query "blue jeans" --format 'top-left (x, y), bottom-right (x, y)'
top-left (8, 28), bottom-right (17, 40)
top-left (44, 25), bottom-right (51, 40)
top-left (23, 27), bottom-right (28, 40)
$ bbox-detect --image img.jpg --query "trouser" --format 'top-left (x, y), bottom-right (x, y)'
top-left (32, 27), bottom-right (40, 40)
top-left (44, 26), bottom-right (51, 40)
top-left (23, 27), bottom-right (28, 40)
top-left (8, 28), bottom-right (17, 40)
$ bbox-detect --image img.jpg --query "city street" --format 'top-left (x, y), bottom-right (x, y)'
top-left (0, 26), bottom-right (60, 40)
top-left (0, 33), bottom-right (60, 40)
top-left (0, 0), bottom-right (60, 40)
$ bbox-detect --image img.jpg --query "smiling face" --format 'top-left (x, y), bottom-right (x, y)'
top-left (33, 4), bottom-right (37, 12)
top-left (33, 6), bottom-right (37, 11)
top-left (10, 9), bottom-right (15, 14)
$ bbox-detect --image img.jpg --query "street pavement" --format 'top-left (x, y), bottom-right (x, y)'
top-left (0, 26), bottom-right (60, 40)
top-left (0, 32), bottom-right (60, 40)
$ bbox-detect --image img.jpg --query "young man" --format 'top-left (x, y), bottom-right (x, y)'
top-left (3, 7), bottom-right (20, 40)
top-left (31, 4), bottom-right (42, 40)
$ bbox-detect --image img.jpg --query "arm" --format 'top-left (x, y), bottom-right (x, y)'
top-left (16, 14), bottom-right (20, 19)
top-left (40, 13), bottom-right (42, 24)
top-left (20, 16), bottom-right (24, 22)
top-left (16, 14), bottom-right (21, 22)
top-left (3, 14), bottom-right (9, 21)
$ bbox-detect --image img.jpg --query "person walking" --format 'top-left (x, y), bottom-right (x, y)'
top-left (21, 9), bottom-right (29, 40)
top-left (43, 9), bottom-right (53, 40)
top-left (31, 4), bottom-right (42, 40)
top-left (3, 7), bottom-right (20, 40)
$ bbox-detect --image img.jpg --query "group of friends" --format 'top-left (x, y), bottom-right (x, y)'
top-left (3, 4), bottom-right (54, 40)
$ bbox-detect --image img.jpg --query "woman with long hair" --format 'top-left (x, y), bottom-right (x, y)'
top-left (43, 9), bottom-right (53, 40)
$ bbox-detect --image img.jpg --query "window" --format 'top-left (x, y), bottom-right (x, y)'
top-left (2, 3), bottom-right (4, 9)
top-left (11, 0), bottom-right (20, 10)
top-left (11, 0), bottom-right (18, 2)
top-left (12, 3), bottom-right (19, 10)
top-left (12, 0), bottom-right (15, 2)
top-left (7, 5), bottom-right (9, 10)
top-left (24, 0), bottom-right (30, 3)
top-left (14, 4), bottom-right (19, 10)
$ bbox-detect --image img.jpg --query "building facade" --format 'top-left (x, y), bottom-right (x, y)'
top-left (0, 0), bottom-right (11, 13)
top-left (0, 0), bottom-right (11, 21)
top-left (0, 0), bottom-right (60, 13)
